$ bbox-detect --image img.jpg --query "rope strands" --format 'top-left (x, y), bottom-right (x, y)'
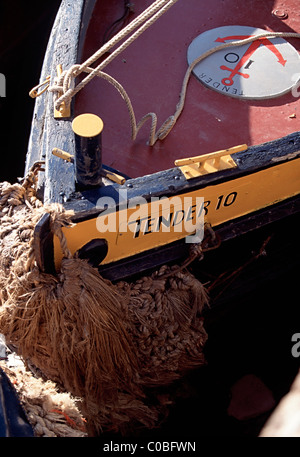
top-left (0, 164), bottom-right (209, 436)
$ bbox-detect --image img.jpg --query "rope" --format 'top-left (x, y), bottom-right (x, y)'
top-left (0, 161), bottom-right (209, 436)
top-left (0, 362), bottom-right (87, 437)
top-left (49, 0), bottom-right (180, 106)
top-left (49, 2), bottom-right (300, 145)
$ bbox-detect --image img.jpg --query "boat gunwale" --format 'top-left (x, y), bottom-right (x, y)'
top-left (63, 131), bottom-right (300, 222)
top-left (26, 0), bottom-right (87, 203)
top-left (25, 0), bottom-right (300, 279)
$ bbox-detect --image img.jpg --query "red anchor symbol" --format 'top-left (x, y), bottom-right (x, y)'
top-left (215, 35), bottom-right (287, 86)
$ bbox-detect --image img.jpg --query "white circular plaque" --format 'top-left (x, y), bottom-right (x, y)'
top-left (187, 25), bottom-right (300, 99)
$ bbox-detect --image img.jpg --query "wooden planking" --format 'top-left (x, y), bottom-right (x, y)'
top-left (26, 0), bottom-right (87, 204)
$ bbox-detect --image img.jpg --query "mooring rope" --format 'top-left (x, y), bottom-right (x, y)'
top-left (48, 0), bottom-right (300, 145)
top-left (49, 0), bottom-right (180, 108)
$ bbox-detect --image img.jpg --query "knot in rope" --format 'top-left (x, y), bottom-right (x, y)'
top-left (48, 65), bottom-right (81, 111)
top-left (189, 243), bottom-right (204, 261)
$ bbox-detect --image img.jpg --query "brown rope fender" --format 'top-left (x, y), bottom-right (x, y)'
top-left (0, 165), bottom-right (208, 436)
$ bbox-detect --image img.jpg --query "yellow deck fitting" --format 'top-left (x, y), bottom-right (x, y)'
top-left (102, 169), bottom-right (126, 185)
top-left (72, 113), bottom-right (104, 138)
top-left (29, 75), bottom-right (50, 98)
top-left (52, 148), bottom-right (74, 163)
top-left (51, 147), bottom-right (125, 184)
top-left (175, 144), bottom-right (247, 179)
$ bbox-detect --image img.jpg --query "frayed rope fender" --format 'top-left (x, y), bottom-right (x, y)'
top-left (0, 164), bottom-right (208, 436)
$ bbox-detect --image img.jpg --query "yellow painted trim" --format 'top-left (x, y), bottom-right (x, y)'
top-left (53, 158), bottom-right (300, 269)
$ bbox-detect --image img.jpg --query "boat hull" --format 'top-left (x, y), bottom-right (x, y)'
top-left (26, 0), bottom-right (300, 280)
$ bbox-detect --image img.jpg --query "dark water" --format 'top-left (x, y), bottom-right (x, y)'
top-left (130, 216), bottom-right (300, 439)
top-left (0, 0), bottom-right (61, 183)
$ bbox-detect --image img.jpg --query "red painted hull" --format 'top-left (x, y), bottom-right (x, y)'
top-left (76, 0), bottom-right (300, 178)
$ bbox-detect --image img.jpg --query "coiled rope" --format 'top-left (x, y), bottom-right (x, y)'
top-left (48, 1), bottom-right (300, 146)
